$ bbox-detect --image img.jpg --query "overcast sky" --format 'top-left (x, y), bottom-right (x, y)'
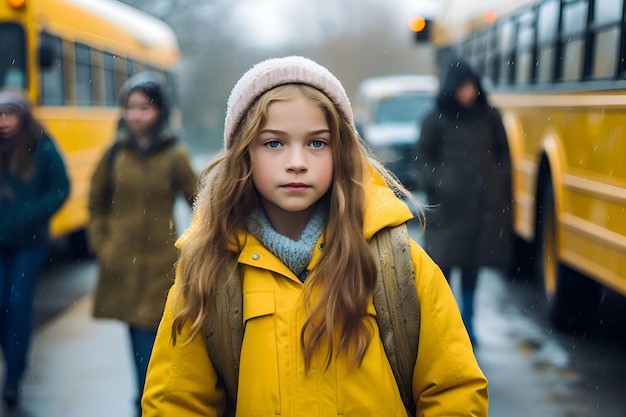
top-left (230, 0), bottom-right (442, 49)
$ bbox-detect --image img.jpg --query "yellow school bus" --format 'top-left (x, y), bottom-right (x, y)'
top-left (0, 0), bottom-right (181, 251)
top-left (429, 0), bottom-right (626, 330)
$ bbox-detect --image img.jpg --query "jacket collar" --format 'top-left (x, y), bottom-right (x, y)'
top-left (362, 167), bottom-right (414, 240)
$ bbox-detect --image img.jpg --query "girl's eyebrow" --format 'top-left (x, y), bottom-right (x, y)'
top-left (257, 129), bottom-right (284, 135)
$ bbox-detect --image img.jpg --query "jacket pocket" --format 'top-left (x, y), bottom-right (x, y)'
top-left (243, 289), bottom-right (275, 322)
top-left (237, 289), bottom-right (281, 416)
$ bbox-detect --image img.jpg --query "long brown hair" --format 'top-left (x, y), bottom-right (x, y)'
top-left (172, 84), bottom-right (418, 371)
top-left (0, 90), bottom-right (45, 181)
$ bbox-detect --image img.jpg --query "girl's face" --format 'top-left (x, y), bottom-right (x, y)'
top-left (454, 79), bottom-right (479, 108)
top-left (123, 91), bottom-right (160, 137)
top-left (250, 92), bottom-right (333, 228)
top-left (0, 109), bottom-right (21, 138)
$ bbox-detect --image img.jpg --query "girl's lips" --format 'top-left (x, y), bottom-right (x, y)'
top-left (282, 183), bottom-right (310, 192)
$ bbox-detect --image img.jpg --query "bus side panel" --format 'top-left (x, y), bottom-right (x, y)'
top-left (498, 94), bottom-right (626, 294)
top-left (556, 103), bottom-right (626, 295)
top-left (36, 107), bottom-right (118, 238)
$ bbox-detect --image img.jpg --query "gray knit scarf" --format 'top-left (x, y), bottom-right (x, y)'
top-left (248, 207), bottom-right (325, 282)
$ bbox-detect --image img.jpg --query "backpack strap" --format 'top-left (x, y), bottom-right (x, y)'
top-left (370, 223), bottom-right (419, 416)
top-left (202, 223), bottom-right (419, 415)
top-left (202, 254), bottom-right (241, 417)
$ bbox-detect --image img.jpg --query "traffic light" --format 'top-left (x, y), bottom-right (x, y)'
top-left (408, 15), bottom-right (431, 42)
top-left (8, 0), bottom-right (26, 8)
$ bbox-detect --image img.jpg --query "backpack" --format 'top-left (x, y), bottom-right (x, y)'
top-left (202, 223), bottom-right (420, 416)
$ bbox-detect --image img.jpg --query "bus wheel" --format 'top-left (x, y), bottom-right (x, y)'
top-left (536, 179), bottom-right (600, 332)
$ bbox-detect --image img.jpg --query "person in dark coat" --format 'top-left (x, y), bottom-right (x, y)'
top-left (415, 61), bottom-right (512, 344)
top-left (0, 89), bottom-right (70, 407)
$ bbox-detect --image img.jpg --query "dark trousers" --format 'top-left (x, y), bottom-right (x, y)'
top-left (129, 325), bottom-right (157, 415)
top-left (0, 245), bottom-right (47, 390)
top-left (442, 267), bottom-right (478, 343)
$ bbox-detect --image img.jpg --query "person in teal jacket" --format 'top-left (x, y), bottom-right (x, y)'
top-left (0, 89), bottom-right (70, 408)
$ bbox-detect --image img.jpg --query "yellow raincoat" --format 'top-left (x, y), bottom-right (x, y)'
top-left (142, 170), bottom-right (488, 416)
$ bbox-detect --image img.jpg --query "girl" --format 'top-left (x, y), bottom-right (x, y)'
top-left (88, 72), bottom-right (198, 416)
top-left (416, 61), bottom-right (512, 345)
top-left (0, 89), bottom-right (70, 408)
top-left (143, 56), bottom-right (488, 416)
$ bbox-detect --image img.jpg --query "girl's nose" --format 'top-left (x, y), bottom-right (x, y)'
top-left (286, 148), bottom-right (307, 172)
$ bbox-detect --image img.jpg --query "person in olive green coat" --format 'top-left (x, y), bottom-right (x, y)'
top-left (87, 72), bottom-right (197, 416)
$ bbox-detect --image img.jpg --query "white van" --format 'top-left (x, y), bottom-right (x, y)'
top-left (355, 74), bottom-right (439, 189)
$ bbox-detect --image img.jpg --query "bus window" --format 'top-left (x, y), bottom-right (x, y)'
top-left (538, 0), bottom-right (559, 44)
top-left (470, 33), bottom-right (486, 75)
top-left (485, 27), bottom-right (499, 84)
top-left (592, 27), bottom-right (620, 79)
top-left (560, 1), bottom-right (588, 81)
top-left (114, 56), bottom-right (128, 96)
top-left (40, 33), bottom-right (64, 106)
top-left (561, 38), bottom-right (584, 81)
top-left (497, 19), bottom-right (516, 86)
top-left (75, 43), bottom-right (93, 106)
top-left (515, 11), bottom-right (536, 84)
top-left (536, 49), bottom-right (555, 83)
top-left (591, 0), bottom-right (622, 79)
top-left (90, 49), bottom-right (105, 106)
top-left (103, 52), bottom-right (117, 106)
top-left (0, 23), bottom-right (26, 89)
top-left (536, 0), bottom-right (560, 83)
top-left (562, 1), bottom-right (588, 38)
top-left (594, 0), bottom-right (622, 26)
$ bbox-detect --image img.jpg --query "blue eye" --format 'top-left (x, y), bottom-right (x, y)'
top-left (265, 140), bottom-right (281, 149)
top-left (310, 140), bottom-right (326, 149)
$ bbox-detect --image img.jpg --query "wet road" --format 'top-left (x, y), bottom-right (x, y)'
top-left (408, 217), bottom-right (626, 416)
top-left (6, 200), bottom-right (626, 416)
top-left (470, 269), bottom-right (626, 417)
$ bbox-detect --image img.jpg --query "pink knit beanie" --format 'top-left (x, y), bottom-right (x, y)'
top-left (224, 56), bottom-right (354, 149)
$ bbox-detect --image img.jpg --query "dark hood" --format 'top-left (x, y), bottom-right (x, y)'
top-left (115, 118), bottom-right (178, 156)
top-left (437, 61), bottom-right (488, 116)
